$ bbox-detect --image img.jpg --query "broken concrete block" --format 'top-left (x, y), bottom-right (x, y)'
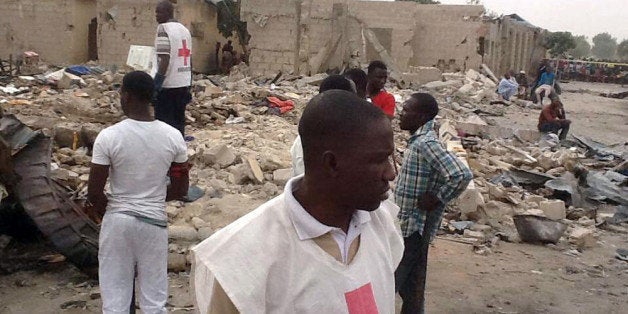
top-left (168, 225), bottom-right (198, 242)
top-left (272, 168), bottom-right (292, 186)
top-left (198, 227), bottom-right (214, 240)
top-left (203, 144), bottom-right (236, 168)
top-left (569, 227), bottom-right (597, 249)
top-left (168, 252), bottom-right (188, 272)
top-left (456, 84), bottom-right (476, 96)
top-left (244, 155), bottom-right (264, 183)
top-left (463, 229), bottom-right (486, 240)
top-left (470, 224), bottom-right (492, 232)
top-left (166, 205), bottom-right (181, 218)
top-left (191, 217), bottom-right (208, 230)
top-left (524, 195), bottom-right (547, 205)
top-left (482, 200), bottom-right (514, 221)
top-left (228, 164), bottom-right (251, 185)
top-left (540, 200), bottom-right (566, 220)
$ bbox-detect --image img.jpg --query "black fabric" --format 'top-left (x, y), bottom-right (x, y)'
top-left (154, 87), bottom-right (191, 136)
top-left (395, 230), bottom-right (428, 314)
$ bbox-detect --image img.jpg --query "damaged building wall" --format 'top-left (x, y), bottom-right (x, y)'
top-left (0, 0), bottom-right (97, 65)
top-left (483, 15), bottom-right (546, 78)
top-left (411, 5), bottom-right (485, 72)
top-left (0, 0), bottom-right (235, 72)
top-left (242, 0), bottom-right (544, 78)
top-left (97, 0), bottom-right (233, 73)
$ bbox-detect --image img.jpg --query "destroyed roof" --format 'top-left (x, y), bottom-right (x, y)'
top-left (504, 14), bottom-right (539, 29)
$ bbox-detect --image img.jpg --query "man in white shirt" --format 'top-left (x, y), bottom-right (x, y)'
top-left (291, 74), bottom-right (355, 177)
top-left (87, 71), bottom-right (189, 313)
top-left (153, 0), bottom-right (192, 137)
top-left (192, 90), bottom-right (403, 313)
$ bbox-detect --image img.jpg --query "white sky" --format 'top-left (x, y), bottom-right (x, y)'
top-left (366, 0), bottom-right (628, 42)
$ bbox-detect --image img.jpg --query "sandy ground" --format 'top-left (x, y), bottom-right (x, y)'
top-left (1, 81), bottom-right (627, 314)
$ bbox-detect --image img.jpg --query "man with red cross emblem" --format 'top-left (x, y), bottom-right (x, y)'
top-left (153, 0), bottom-right (192, 137)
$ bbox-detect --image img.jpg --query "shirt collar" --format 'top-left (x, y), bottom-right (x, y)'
top-left (410, 119), bottom-right (435, 140)
top-left (284, 176), bottom-right (371, 241)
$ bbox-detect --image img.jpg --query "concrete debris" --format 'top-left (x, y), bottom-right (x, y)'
top-left (168, 225), bottom-right (198, 242)
top-left (568, 227), bottom-right (597, 249)
top-left (540, 200), bottom-right (566, 220)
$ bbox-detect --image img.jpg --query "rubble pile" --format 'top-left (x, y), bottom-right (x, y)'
top-left (1, 61), bottom-right (626, 272)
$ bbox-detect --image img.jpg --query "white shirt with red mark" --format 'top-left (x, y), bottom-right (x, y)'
top-left (153, 21), bottom-right (192, 88)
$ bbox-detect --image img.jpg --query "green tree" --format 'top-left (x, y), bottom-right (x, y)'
top-left (591, 32), bottom-right (617, 60)
top-left (616, 39), bottom-right (628, 62)
top-left (569, 35), bottom-right (591, 59)
top-left (544, 32), bottom-right (576, 58)
top-left (397, 0), bottom-right (440, 3)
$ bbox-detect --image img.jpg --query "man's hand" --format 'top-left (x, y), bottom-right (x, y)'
top-left (83, 199), bottom-right (106, 224)
top-left (418, 193), bottom-right (441, 211)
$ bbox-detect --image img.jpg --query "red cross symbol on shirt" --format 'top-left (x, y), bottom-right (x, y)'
top-left (178, 39), bottom-right (191, 66)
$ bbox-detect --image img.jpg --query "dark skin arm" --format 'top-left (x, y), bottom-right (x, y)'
top-left (418, 193), bottom-right (441, 212)
top-left (87, 163), bottom-right (110, 222)
top-left (166, 161), bottom-right (190, 201)
top-left (157, 55), bottom-right (170, 75)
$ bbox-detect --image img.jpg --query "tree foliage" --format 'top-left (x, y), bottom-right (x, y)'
top-left (615, 39), bottom-right (628, 62)
top-left (544, 32), bottom-right (576, 58)
top-left (569, 35), bottom-right (591, 59)
top-left (591, 32), bottom-right (617, 60)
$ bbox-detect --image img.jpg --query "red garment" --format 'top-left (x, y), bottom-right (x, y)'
top-left (371, 90), bottom-right (395, 117)
top-left (266, 97), bottom-right (294, 114)
top-left (538, 105), bottom-right (558, 127)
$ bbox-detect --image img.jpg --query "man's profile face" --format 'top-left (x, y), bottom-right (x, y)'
top-left (333, 118), bottom-right (396, 211)
top-left (399, 98), bottom-right (422, 131)
top-left (369, 68), bottom-right (388, 91)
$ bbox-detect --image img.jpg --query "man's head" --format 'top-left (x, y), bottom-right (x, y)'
top-left (545, 66), bottom-right (552, 74)
top-left (343, 68), bottom-right (368, 99)
top-left (550, 98), bottom-right (563, 109)
top-left (120, 71), bottom-right (154, 115)
top-left (504, 72), bottom-right (511, 79)
top-left (319, 75), bottom-right (355, 94)
top-left (299, 90), bottom-right (396, 211)
top-left (367, 60), bottom-right (388, 92)
top-left (399, 93), bottom-right (439, 132)
top-left (155, 0), bottom-right (174, 24)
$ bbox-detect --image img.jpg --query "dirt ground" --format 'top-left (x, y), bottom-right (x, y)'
top-left (1, 81), bottom-right (627, 313)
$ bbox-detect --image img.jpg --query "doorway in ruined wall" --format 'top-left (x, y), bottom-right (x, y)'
top-left (88, 18), bottom-right (98, 61)
top-left (366, 28), bottom-right (393, 64)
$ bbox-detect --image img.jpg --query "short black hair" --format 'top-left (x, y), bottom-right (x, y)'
top-left (122, 71), bottom-right (154, 103)
top-left (410, 93), bottom-right (439, 120)
top-left (368, 60), bottom-right (387, 74)
top-left (299, 90), bottom-right (386, 164)
top-left (319, 75), bottom-right (354, 93)
top-left (343, 68), bottom-right (368, 95)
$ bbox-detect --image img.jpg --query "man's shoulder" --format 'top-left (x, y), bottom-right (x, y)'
top-left (193, 195), bottom-right (287, 255)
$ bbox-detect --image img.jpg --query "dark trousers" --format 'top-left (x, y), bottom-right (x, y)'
top-left (395, 231), bottom-right (429, 314)
top-left (154, 87), bottom-right (191, 137)
top-left (539, 121), bottom-right (570, 140)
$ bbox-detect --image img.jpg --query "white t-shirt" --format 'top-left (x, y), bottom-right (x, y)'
top-left (153, 21), bottom-right (192, 88)
top-left (91, 119), bottom-right (188, 223)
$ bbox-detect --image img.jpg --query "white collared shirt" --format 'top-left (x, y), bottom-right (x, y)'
top-left (285, 177), bottom-right (371, 264)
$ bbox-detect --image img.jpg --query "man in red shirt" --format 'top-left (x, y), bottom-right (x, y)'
top-left (367, 61), bottom-right (395, 118)
top-left (538, 99), bottom-right (571, 140)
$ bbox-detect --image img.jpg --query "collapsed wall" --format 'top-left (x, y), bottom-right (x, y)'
top-left (241, 0), bottom-right (546, 77)
top-left (0, 0), bottom-right (96, 65)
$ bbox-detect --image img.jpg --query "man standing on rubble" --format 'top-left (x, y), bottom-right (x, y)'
top-left (191, 90), bottom-right (403, 313)
top-left (153, 0), bottom-right (193, 137)
top-left (395, 93), bottom-right (473, 314)
top-left (87, 71), bottom-right (189, 313)
top-left (367, 60), bottom-right (396, 118)
top-left (538, 98), bottom-right (571, 140)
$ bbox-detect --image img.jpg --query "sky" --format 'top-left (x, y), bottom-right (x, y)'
top-left (368, 0), bottom-right (628, 42)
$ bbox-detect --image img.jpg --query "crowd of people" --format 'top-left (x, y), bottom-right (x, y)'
top-left (556, 59), bottom-right (628, 84)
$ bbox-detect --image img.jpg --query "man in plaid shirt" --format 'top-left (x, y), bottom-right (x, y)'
top-left (394, 93), bottom-right (472, 314)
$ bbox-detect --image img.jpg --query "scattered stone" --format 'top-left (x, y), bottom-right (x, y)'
top-left (168, 252), bottom-right (188, 272)
top-left (191, 217), bottom-right (208, 229)
top-left (464, 229), bottom-right (486, 240)
top-left (272, 168), bottom-right (292, 186)
top-left (244, 155), bottom-right (264, 183)
top-left (203, 144), bottom-right (237, 168)
top-left (168, 225), bottom-right (198, 242)
top-left (569, 227), bottom-right (597, 249)
top-left (540, 200), bottom-right (566, 220)
top-left (198, 227), bottom-right (214, 240)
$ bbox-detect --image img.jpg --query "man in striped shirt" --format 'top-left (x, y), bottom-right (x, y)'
top-left (394, 93), bottom-right (472, 314)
